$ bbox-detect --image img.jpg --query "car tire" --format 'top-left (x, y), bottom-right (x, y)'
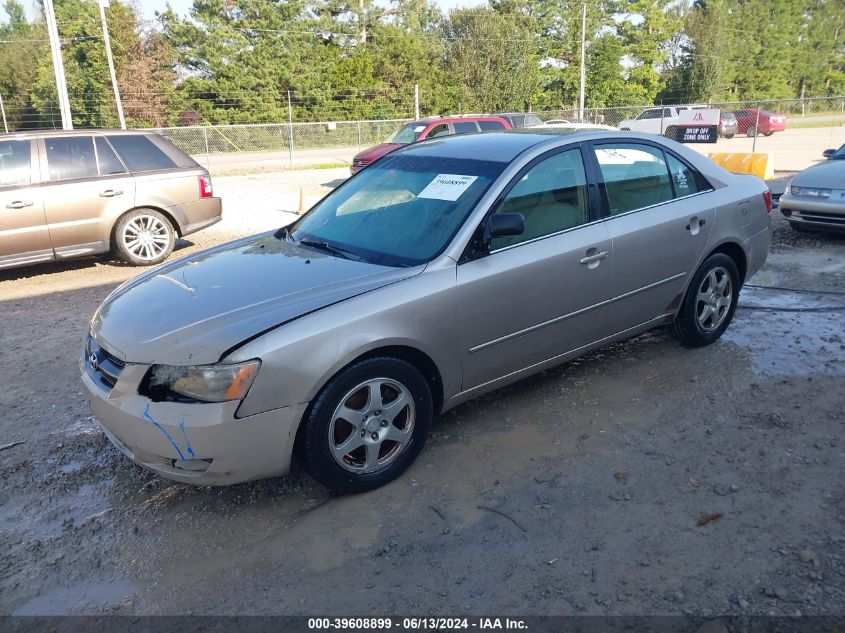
top-left (724, 134), bottom-right (734, 139)
top-left (620, 127), bottom-right (630, 131)
top-left (789, 221), bottom-right (805, 232)
top-left (746, 126), bottom-right (756, 137)
top-left (671, 253), bottom-right (741, 347)
top-left (664, 125), bottom-right (678, 140)
top-left (113, 208), bottom-right (176, 266)
top-left (301, 356), bottom-right (433, 494)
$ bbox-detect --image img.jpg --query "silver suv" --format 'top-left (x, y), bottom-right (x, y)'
top-left (0, 130), bottom-right (221, 270)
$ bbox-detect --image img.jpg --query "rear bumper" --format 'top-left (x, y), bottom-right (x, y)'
top-left (81, 354), bottom-right (307, 485)
top-left (178, 197), bottom-right (222, 236)
top-left (780, 195), bottom-right (845, 231)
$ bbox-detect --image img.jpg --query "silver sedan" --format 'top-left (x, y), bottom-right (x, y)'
top-left (779, 144), bottom-right (845, 233)
top-left (81, 130), bottom-right (771, 493)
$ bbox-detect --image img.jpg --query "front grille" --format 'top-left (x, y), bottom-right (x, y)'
top-left (86, 335), bottom-right (125, 390)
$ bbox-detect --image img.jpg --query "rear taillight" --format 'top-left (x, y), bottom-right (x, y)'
top-left (199, 174), bottom-right (213, 198)
top-left (763, 190), bottom-right (772, 214)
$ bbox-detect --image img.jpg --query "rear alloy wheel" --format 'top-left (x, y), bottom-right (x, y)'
top-left (301, 357), bottom-right (432, 494)
top-left (671, 253), bottom-right (740, 347)
top-left (114, 209), bottom-right (175, 266)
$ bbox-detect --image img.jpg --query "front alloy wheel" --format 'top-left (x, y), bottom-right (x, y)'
top-left (329, 378), bottom-right (415, 474)
top-left (301, 356), bottom-right (432, 494)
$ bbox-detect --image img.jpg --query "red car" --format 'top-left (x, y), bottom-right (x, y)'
top-left (732, 109), bottom-right (787, 137)
top-left (350, 115), bottom-right (512, 174)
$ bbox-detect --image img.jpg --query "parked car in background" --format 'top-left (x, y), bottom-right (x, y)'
top-left (350, 115), bottom-right (512, 174)
top-left (718, 111), bottom-right (738, 138)
top-left (779, 144), bottom-right (845, 232)
top-left (732, 109), bottom-right (787, 136)
top-left (496, 112), bottom-right (544, 128)
top-left (0, 130), bottom-right (221, 270)
top-left (619, 105), bottom-right (724, 140)
top-left (83, 129), bottom-right (770, 494)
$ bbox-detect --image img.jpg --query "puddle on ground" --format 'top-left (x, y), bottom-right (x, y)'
top-left (12, 579), bottom-right (137, 615)
top-left (728, 285), bottom-right (845, 376)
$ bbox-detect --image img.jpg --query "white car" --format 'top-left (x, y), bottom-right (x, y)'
top-left (618, 105), bottom-right (718, 137)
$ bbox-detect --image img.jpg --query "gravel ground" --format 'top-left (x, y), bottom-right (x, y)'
top-left (1, 169), bottom-right (844, 618)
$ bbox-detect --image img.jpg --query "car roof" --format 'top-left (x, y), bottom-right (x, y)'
top-left (0, 128), bottom-right (155, 140)
top-left (410, 115), bottom-right (509, 125)
top-left (392, 128), bottom-right (629, 162)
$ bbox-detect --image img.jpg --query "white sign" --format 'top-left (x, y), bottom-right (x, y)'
top-left (418, 174), bottom-right (478, 201)
top-left (677, 108), bottom-right (720, 126)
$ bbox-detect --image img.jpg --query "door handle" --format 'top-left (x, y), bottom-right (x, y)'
top-left (5, 200), bottom-right (33, 209)
top-left (580, 249), bottom-right (609, 266)
top-left (685, 217), bottom-right (706, 231)
top-left (99, 189), bottom-right (123, 197)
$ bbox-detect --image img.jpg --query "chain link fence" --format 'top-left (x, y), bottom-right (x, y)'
top-left (144, 96), bottom-right (845, 174)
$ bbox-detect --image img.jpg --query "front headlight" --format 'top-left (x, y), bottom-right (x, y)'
top-left (790, 186), bottom-right (831, 199)
top-left (145, 360), bottom-right (260, 403)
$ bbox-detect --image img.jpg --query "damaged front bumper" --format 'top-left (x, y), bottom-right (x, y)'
top-left (80, 347), bottom-right (308, 485)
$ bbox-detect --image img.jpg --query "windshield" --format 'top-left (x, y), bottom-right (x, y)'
top-left (289, 153), bottom-right (505, 267)
top-left (383, 123), bottom-right (426, 145)
top-left (830, 144), bottom-right (845, 159)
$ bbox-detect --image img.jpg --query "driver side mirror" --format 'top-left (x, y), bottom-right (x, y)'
top-left (487, 213), bottom-right (525, 238)
top-left (823, 148), bottom-right (836, 158)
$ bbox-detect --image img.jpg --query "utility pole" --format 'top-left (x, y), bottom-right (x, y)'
top-left (99, 0), bottom-right (126, 129)
top-left (414, 84), bottom-right (420, 120)
top-left (0, 94), bottom-right (8, 133)
top-left (43, 0), bottom-right (73, 130)
top-left (578, 2), bottom-right (587, 121)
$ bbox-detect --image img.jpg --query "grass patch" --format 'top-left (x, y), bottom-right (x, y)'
top-left (789, 118), bottom-right (844, 129)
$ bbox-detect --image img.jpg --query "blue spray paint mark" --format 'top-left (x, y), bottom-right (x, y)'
top-left (141, 404), bottom-right (186, 461)
top-left (178, 417), bottom-right (195, 459)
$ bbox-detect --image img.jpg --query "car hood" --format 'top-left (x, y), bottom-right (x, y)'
top-left (91, 231), bottom-right (424, 365)
top-left (790, 159), bottom-right (845, 189)
top-left (353, 143), bottom-right (401, 163)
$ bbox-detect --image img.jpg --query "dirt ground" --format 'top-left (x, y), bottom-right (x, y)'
top-left (1, 171), bottom-right (844, 618)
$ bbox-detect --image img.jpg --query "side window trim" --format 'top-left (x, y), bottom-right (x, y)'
top-left (586, 138), bottom-right (714, 219)
top-left (461, 143), bottom-right (599, 261)
top-left (95, 135), bottom-right (129, 176)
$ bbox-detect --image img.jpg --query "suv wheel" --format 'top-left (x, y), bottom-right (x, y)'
top-left (114, 209), bottom-right (176, 266)
top-left (301, 356), bottom-right (433, 494)
top-left (671, 253), bottom-right (740, 347)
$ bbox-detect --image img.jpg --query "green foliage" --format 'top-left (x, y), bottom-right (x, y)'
top-left (0, 0), bottom-right (842, 129)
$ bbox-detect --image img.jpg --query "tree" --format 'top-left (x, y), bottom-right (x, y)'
top-left (616, 0), bottom-right (682, 103)
top-left (444, 8), bottom-right (543, 112)
top-left (0, 1), bottom-right (47, 129)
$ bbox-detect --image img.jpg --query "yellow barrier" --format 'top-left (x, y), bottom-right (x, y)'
top-left (707, 152), bottom-right (774, 180)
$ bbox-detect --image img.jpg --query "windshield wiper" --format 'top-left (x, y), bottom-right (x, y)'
top-left (297, 238), bottom-right (363, 261)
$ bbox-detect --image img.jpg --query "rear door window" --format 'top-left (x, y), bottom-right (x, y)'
top-left (107, 135), bottom-right (176, 172)
top-left (593, 143), bottom-right (674, 214)
top-left (453, 122), bottom-right (479, 135)
top-left (479, 120), bottom-right (506, 132)
top-left (666, 154), bottom-right (703, 197)
top-left (0, 140), bottom-right (31, 187)
top-left (95, 137), bottom-right (126, 175)
top-left (45, 136), bottom-right (98, 181)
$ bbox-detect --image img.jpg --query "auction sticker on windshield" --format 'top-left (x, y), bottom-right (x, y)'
top-left (418, 174), bottom-right (478, 201)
